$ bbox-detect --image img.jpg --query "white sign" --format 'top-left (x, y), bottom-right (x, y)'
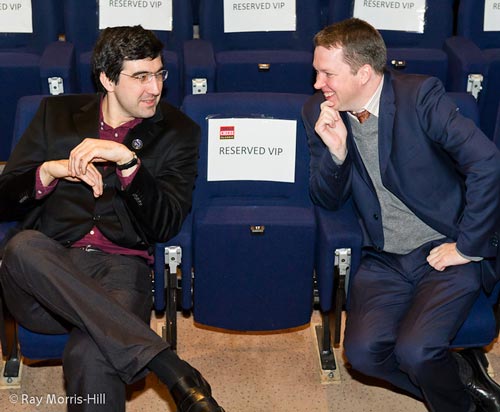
top-left (207, 118), bottom-right (297, 183)
top-left (223, 0), bottom-right (296, 33)
top-left (353, 0), bottom-right (427, 34)
top-left (0, 0), bottom-right (32, 33)
top-left (99, 0), bottom-right (172, 31)
top-left (484, 0), bottom-right (500, 32)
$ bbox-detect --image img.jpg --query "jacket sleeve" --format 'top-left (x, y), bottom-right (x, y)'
top-left (302, 93), bottom-right (352, 211)
top-left (416, 78), bottom-right (500, 257)
top-left (118, 118), bottom-right (201, 244)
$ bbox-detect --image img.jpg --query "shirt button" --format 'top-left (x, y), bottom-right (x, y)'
top-left (90, 230), bottom-right (95, 235)
top-left (373, 213), bottom-right (379, 220)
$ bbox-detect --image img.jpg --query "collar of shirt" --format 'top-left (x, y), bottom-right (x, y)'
top-left (99, 98), bottom-right (143, 143)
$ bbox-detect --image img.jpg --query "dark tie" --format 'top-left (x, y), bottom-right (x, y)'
top-left (351, 109), bottom-right (370, 124)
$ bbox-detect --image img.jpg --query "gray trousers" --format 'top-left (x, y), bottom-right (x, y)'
top-left (0, 230), bottom-right (169, 412)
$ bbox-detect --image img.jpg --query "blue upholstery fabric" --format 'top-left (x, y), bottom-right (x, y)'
top-left (445, 0), bottom-right (500, 139)
top-left (0, 0), bottom-right (70, 161)
top-left (181, 92), bottom-right (316, 331)
top-left (1, 94), bottom-right (69, 360)
top-left (62, 0), bottom-right (193, 106)
top-left (314, 201), bottom-right (362, 312)
top-left (328, 0), bottom-right (455, 85)
top-left (184, 0), bottom-right (322, 95)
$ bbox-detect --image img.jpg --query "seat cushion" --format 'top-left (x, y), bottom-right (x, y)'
top-left (193, 205), bottom-right (315, 331)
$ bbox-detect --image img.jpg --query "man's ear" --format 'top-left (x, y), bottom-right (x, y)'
top-left (357, 64), bottom-right (373, 85)
top-left (99, 72), bottom-right (115, 93)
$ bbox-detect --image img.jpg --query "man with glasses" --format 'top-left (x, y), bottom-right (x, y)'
top-left (0, 25), bottom-right (224, 412)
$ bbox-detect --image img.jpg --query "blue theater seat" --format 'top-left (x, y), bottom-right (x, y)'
top-left (184, 0), bottom-right (322, 96)
top-left (328, 0), bottom-right (455, 86)
top-left (176, 92), bottom-right (316, 332)
top-left (444, 0), bottom-right (500, 139)
top-left (0, 95), bottom-right (169, 379)
top-left (62, 0), bottom-right (194, 106)
top-left (0, 0), bottom-right (72, 161)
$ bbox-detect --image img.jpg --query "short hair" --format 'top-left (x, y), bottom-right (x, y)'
top-left (91, 25), bottom-right (164, 93)
top-left (314, 18), bottom-right (387, 75)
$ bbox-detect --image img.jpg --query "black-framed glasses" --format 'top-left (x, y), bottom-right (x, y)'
top-left (120, 69), bottom-right (168, 84)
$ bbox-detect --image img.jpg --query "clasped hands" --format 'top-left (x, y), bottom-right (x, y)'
top-left (39, 138), bottom-right (136, 198)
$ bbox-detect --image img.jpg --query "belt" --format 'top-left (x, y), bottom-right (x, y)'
top-left (79, 245), bottom-right (103, 253)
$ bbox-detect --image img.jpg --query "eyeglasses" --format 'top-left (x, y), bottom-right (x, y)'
top-left (120, 69), bottom-right (168, 84)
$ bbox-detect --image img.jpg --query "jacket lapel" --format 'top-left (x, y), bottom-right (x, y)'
top-left (378, 73), bottom-right (396, 178)
top-left (123, 106), bottom-right (165, 153)
top-left (73, 96), bottom-right (100, 140)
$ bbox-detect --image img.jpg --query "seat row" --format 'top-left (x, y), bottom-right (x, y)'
top-left (3, 91), bottom-right (499, 381)
top-left (1, 0), bottom-right (499, 160)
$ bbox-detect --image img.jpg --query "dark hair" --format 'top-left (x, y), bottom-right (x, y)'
top-left (314, 18), bottom-right (387, 75)
top-left (91, 25), bottom-right (164, 93)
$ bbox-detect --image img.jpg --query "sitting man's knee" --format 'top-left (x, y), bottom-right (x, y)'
top-left (345, 335), bottom-right (386, 375)
top-left (3, 230), bottom-right (44, 261)
top-left (394, 338), bottom-right (436, 376)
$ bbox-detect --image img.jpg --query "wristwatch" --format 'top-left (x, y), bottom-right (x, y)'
top-left (116, 153), bottom-right (138, 170)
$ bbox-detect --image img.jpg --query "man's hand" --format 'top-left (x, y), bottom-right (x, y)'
top-left (40, 159), bottom-right (104, 198)
top-left (427, 242), bottom-right (471, 271)
top-left (315, 100), bottom-right (348, 162)
top-left (68, 138), bottom-right (135, 177)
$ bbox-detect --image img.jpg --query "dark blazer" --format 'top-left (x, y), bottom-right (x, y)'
top-left (304, 71), bottom-right (500, 291)
top-left (0, 94), bottom-right (200, 254)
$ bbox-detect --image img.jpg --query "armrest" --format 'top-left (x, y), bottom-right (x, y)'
top-left (444, 36), bottom-right (488, 92)
top-left (39, 41), bottom-right (77, 94)
top-left (314, 201), bottom-right (362, 312)
top-left (153, 243), bottom-right (167, 312)
top-left (183, 39), bottom-right (216, 95)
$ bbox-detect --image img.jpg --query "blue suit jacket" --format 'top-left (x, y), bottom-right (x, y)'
top-left (304, 71), bottom-right (500, 291)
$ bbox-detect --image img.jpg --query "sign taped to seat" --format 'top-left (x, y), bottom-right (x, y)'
top-left (223, 0), bottom-right (296, 33)
top-left (353, 0), bottom-right (427, 33)
top-left (99, 0), bottom-right (172, 31)
top-left (207, 117), bottom-right (296, 183)
top-left (484, 0), bottom-right (500, 32)
top-left (0, 0), bottom-right (32, 33)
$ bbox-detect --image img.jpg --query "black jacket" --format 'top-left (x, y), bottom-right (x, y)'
top-left (0, 94), bottom-right (200, 255)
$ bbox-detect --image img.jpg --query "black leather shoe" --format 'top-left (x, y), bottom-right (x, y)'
top-left (170, 366), bottom-right (225, 412)
top-left (454, 348), bottom-right (500, 412)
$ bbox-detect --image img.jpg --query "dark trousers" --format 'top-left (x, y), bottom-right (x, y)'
top-left (344, 239), bottom-right (481, 412)
top-left (0, 230), bottom-right (169, 412)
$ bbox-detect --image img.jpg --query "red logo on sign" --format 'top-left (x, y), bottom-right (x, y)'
top-left (219, 126), bottom-right (235, 139)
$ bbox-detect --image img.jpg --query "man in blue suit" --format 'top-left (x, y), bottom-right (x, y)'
top-left (304, 18), bottom-right (500, 412)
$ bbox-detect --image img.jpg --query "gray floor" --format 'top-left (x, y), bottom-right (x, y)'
top-left (0, 310), bottom-right (498, 412)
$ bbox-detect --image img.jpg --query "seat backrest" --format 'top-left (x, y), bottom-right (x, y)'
top-left (11, 95), bottom-right (45, 151)
top-left (328, 0), bottom-right (454, 48)
top-left (198, 0), bottom-right (322, 52)
top-left (456, 0), bottom-right (500, 49)
top-left (63, 0), bottom-right (193, 56)
top-left (182, 92), bottom-right (313, 208)
top-left (0, 0), bottom-right (62, 53)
